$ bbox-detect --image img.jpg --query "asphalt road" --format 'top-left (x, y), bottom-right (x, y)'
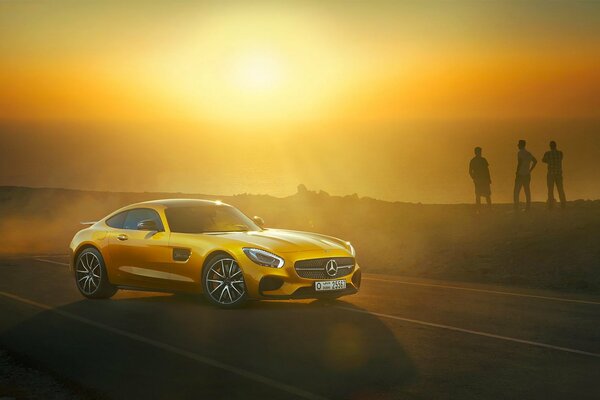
top-left (1, 256), bottom-right (599, 400)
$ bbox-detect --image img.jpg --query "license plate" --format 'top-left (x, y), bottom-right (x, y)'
top-left (315, 279), bottom-right (346, 291)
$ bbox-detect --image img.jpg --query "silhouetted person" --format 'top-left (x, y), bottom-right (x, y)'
top-left (469, 147), bottom-right (491, 209)
top-left (542, 140), bottom-right (566, 209)
top-left (513, 139), bottom-right (537, 211)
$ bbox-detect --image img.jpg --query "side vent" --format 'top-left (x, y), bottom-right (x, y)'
top-left (172, 248), bottom-right (191, 262)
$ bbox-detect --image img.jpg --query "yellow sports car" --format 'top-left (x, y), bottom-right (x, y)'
top-left (69, 199), bottom-right (361, 308)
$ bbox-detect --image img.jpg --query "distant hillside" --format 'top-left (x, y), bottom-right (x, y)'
top-left (1, 186), bottom-right (599, 293)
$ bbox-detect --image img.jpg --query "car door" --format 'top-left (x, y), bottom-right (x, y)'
top-left (105, 208), bottom-right (174, 290)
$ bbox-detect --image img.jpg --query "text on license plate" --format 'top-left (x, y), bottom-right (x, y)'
top-left (315, 279), bottom-right (346, 291)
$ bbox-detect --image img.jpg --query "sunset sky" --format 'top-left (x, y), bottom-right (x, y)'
top-left (1, 0), bottom-right (600, 202)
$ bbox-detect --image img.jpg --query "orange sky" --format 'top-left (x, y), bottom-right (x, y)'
top-left (1, 1), bottom-right (600, 202)
top-left (2, 1), bottom-right (600, 124)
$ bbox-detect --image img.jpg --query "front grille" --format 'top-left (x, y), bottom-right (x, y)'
top-left (294, 257), bottom-right (355, 279)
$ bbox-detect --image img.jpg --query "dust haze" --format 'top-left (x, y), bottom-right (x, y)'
top-left (1, 118), bottom-right (600, 203)
top-left (2, 118), bottom-right (600, 293)
top-left (1, 186), bottom-right (598, 293)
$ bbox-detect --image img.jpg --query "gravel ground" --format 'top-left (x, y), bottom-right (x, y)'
top-left (0, 349), bottom-right (82, 400)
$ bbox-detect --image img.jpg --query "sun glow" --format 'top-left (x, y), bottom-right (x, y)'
top-left (138, 8), bottom-right (354, 125)
top-left (231, 51), bottom-right (284, 92)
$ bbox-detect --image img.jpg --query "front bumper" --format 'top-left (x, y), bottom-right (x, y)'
top-left (235, 249), bottom-right (362, 300)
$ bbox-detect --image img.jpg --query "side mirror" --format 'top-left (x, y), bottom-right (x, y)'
top-left (253, 216), bottom-right (265, 229)
top-left (137, 219), bottom-right (160, 231)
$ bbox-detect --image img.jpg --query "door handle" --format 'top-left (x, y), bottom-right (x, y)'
top-left (117, 234), bottom-right (128, 241)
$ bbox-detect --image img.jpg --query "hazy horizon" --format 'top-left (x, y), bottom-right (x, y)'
top-left (2, 117), bottom-right (600, 204)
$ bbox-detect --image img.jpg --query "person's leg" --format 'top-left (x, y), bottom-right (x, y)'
top-left (524, 175), bottom-right (531, 210)
top-left (474, 182), bottom-right (481, 209)
top-left (547, 173), bottom-right (555, 209)
top-left (556, 174), bottom-right (566, 208)
top-left (485, 195), bottom-right (492, 208)
top-left (513, 176), bottom-right (522, 209)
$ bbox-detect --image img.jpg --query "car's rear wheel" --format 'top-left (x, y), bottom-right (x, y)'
top-left (203, 255), bottom-right (247, 308)
top-left (75, 248), bottom-right (117, 299)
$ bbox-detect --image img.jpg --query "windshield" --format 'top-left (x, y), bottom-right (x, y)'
top-left (165, 204), bottom-right (260, 233)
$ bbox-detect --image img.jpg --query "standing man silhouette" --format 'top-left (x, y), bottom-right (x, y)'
top-left (542, 140), bottom-right (566, 209)
top-left (469, 147), bottom-right (492, 210)
top-left (513, 139), bottom-right (537, 211)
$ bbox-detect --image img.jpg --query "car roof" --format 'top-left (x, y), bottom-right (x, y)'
top-left (128, 198), bottom-right (230, 209)
top-left (101, 199), bottom-right (232, 223)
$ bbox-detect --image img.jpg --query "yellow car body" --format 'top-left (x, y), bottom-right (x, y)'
top-left (69, 199), bottom-right (361, 307)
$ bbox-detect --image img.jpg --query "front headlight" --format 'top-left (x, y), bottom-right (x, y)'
top-left (346, 241), bottom-right (356, 257)
top-left (243, 248), bottom-right (285, 268)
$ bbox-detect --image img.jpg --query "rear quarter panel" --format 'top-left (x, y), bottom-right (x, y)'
top-left (69, 225), bottom-right (108, 273)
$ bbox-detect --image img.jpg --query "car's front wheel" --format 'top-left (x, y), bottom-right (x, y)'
top-left (75, 248), bottom-right (117, 299)
top-left (202, 254), bottom-right (247, 308)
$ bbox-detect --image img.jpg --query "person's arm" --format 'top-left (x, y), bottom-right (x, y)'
top-left (469, 160), bottom-right (475, 179)
top-left (542, 152), bottom-right (548, 164)
top-left (530, 154), bottom-right (538, 172)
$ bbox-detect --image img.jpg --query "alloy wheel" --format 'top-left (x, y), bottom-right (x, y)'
top-left (76, 252), bottom-right (101, 295)
top-left (205, 258), bottom-right (246, 305)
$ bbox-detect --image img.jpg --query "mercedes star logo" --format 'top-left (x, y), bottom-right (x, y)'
top-left (325, 259), bottom-right (338, 277)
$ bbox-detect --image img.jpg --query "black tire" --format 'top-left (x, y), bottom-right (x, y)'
top-left (202, 254), bottom-right (248, 309)
top-left (74, 248), bottom-right (117, 299)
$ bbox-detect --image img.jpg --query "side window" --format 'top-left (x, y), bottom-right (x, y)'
top-left (106, 212), bottom-right (127, 229)
top-left (123, 208), bottom-right (163, 231)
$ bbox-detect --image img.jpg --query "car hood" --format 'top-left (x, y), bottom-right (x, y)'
top-left (209, 229), bottom-right (350, 254)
